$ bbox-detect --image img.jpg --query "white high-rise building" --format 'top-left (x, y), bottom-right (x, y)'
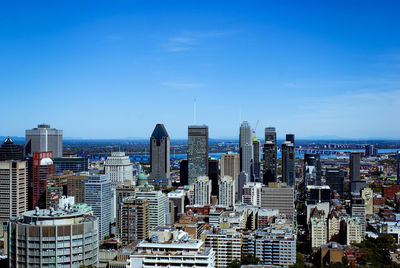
top-left (136, 190), bottom-right (167, 231)
top-left (104, 152), bottom-right (134, 185)
top-left (85, 173), bottom-right (112, 240)
top-left (239, 121), bottom-right (253, 180)
top-left (194, 176), bottom-right (212, 205)
top-left (242, 182), bottom-right (263, 206)
top-left (218, 176), bottom-right (235, 207)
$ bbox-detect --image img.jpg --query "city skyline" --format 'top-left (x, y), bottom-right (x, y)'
top-left (1, 1), bottom-right (400, 139)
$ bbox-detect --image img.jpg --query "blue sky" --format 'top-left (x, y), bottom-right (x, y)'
top-left (1, 1), bottom-right (399, 139)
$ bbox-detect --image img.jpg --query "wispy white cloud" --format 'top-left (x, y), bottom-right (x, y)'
top-left (163, 30), bottom-right (239, 52)
top-left (162, 81), bottom-right (204, 90)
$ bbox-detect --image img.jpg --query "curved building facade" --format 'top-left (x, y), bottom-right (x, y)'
top-left (8, 208), bottom-right (98, 268)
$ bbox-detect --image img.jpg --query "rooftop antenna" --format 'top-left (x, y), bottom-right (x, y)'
top-left (193, 98), bottom-right (197, 125)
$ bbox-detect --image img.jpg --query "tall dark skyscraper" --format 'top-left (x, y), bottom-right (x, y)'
top-left (253, 138), bottom-right (261, 181)
top-left (150, 124), bottom-right (170, 183)
top-left (303, 154), bottom-right (321, 186)
top-left (0, 137), bottom-right (24, 161)
top-left (25, 124), bottom-right (63, 158)
top-left (178, 159), bottom-right (188, 186)
top-left (325, 168), bottom-right (345, 199)
top-left (350, 152), bottom-right (366, 194)
top-left (282, 141), bottom-right (295, 187)
top-left (263, 127), bottom-right (277, 185)
top-left (188, 125), bottom-right (209, 185)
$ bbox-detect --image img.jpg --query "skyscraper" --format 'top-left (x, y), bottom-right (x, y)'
top-left (0, 161), bottom-right (27, 234)
top-left (0, 137), bottom-right (24, 161)
top-left (263, 127), bottom-right (277, 184)
top-left (286, 134), bottom-right (295, 144)
top-left (253, 138), bottom-right (261, 181)
top-left (188, 125), bottom-right (209, 185)
top-left (28, 152), bottom-right (55, 209)
top-left (237, 171), bottom-right (248, 202)
top-left (239, 121), bottom-right (253, 180)
top-left (303, 154), bottom-right (322, 186)
top-left (208, 159), bottom-right (219, 196)
top-left (218, 176), bottom-right (235, 207)
top-left (104, 152), bottom-right (134, 185)
top-left (397, 151), bottom-right (400, 185)
top-left (150, 124), bottom-right (170, 183)
top-left (325, 168), bottom-right (345, 199)
top-left (282, 141), bottom-right (295, 187)
top-left (85, 173), bottom-right (112, 240)
top-left (350, 152), bottom-right (366, 194)
top-left (136, 189), bottom-right (167, 231)
top-left (25, 124), bottom-right (63, 157)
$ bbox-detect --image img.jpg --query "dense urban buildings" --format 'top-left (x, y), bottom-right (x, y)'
top-left (149, 123), bottom-right (170, 184)
top-left (136, 186), bottom-right (168, 231)
top-left (218, 176), bottom-right (235, 207)
top-left (25, 124), bottom-right (63, 157)
top-left (187, 125), bottom-right (209, 185)
top-left (282, 140), bottom-right (295, 187)
top-left (8, 208), bottom-right (99, 268)
top-left (194, 176), bottom-right (212, 206)
top-left (220, 152), bottom-right (240, 198)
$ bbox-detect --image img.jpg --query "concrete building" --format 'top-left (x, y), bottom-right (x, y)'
top-left (120, 196), bottom-right (149, 246)
top-left (53, 156), bottom-right (88, 173)
top-left (208, 158), bottom-right (219, 196)
top-left (45, 172), bottom-right (69, 208)
top-left (194, 176), bottom-right (212, 206)
top-left (263, 127), bottom-right (277, 185)
top-left (136, 189), bottom-right (167, 231)
top-left (66, 171), bottom-right (88, 204)
top-left (261, 183), bottom-right (294, 222)
top-left (237, 171), bottom-right (247, 202)
top-left (85, 173), bottom-right (112, 240)
top-left (240, 121), bottom-right (253, 180)
top-left (397, 151), bottom-right (400, 185)
top-left (327, 210), bottom-right (341, 241)
top-left (306, 185), bottom-right (331, 204)
top-left (127, 228), bottom-right (215, 268)
top-left (202, 229), bottom-right (242, 268)
top-left (282, 141), bottom-right (295, 187)
top-left (149, 124), bottom-right (170, 184)
top-left (28, 152), bottom-right (55, 209)
top-left (242, 182), bottom-right (263, 207)
top-left (218, 176), bottom-right (235, 207)
top-left (188, 125), bottom-right (209, 185)
top-left (325, 168), bottom-right (345, 199)
top-left (0, 161), bottom-right (26, 234)
top-left (220, 153), bottom-right (240, 198)
top-left (104, 152), bottom-right (134, 185)
top-left (8, 208), bottom-right (98, 268)
top-left (25, 124), bottom-right (63, 157)
top-left (244, 228), bottom-right (296, 267)
top-left (304, 154), bottom-right (322, 186)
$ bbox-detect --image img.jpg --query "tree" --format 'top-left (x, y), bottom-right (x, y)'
top-left (227, 254), bottom-right (260, 267)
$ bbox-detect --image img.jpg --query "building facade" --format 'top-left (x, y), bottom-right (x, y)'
top-left (325, 168), bottom-right (345, 199)
top-left (104, 152), bottom-right (134, 185)
top-left (194, 176), bottom-right (212, 206)
top-left (188, 125), bottom-right (209, 185)
top-left (120, 197), bottom-right (150, 246)
top-left (0, 137), bottom-right (24, 161)
top-left (53, 157), bottom-right (88, 173)
top-left (282, 141), bottom-right (295, 187)
top-left (0, 161), bottom-right (26, 234)
top-left (25, 124), bottom-right (63, 157)
top-left (150, 124), bottom-right (170, 184)
top-left (304, 153), bottom-right (322, 186)
top-left (239, 121), bottom-right (253, 180)
top-left (85, 173), bottom-right (112, 240)
top-left (220, 153), bottom-right (240, 199)
top-left (218, 176), bottom-right (235, 207)
top-left (8, 208), bottom-right (98, 268)
top-left (136, 189), bottom-right (167, 231)
top-left (261, 183), bottom-right (294, 222)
